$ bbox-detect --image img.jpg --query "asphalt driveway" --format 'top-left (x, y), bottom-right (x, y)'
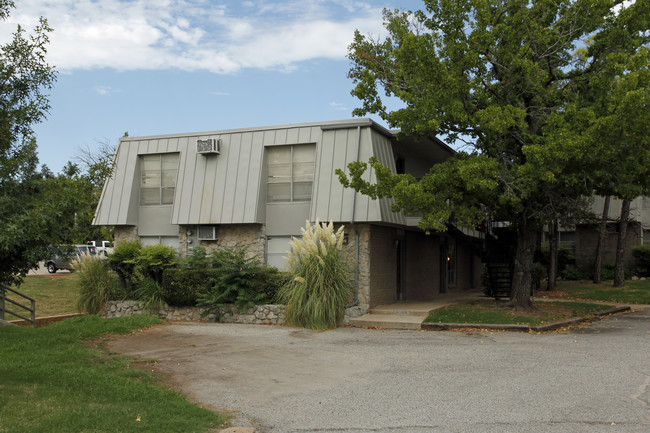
top-left (108, 308), bottom-right (650, 433)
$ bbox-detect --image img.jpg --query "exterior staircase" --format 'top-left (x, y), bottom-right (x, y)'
top-left (349, 304), bottom-right (433, 330)
top-left (485, 260), bottom-right (513, 300)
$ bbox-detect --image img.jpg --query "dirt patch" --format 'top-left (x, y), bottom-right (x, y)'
top-left (107, 323), bottom-right (367, 402)
top-left (106, 323), bottom-right (373, 430)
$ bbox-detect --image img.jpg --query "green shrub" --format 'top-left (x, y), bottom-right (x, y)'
top-left (277, 220), bottom-right (352, 330)
top-left (182, 246), bottom-right (210, 269)
top-left (536, 242), bottom-right (575, 272)
top-left (108, 240), bottom-right (141, 292)
top-left (531, 262), bottom-right (545, 291)
top-left (259, 267), bottom-right (290, 301)
top-left (197, 248), bottom-right (270, 315)
top-left (560, 264), bottom-right (586, 281)
top-left (632, 244), bottom-right (650, 276)
top-left (74, 254), bottom-right (121, 314)
top-left (135, 244), bottom-right (178, 285)
top-left (132, 277), bottom-right (166, 312)
top-left (162, 268), bottom-right (217, 306)
top-left (599, 263), bottom-right (626, 281)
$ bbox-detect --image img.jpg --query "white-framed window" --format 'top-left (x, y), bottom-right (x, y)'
top-left (267, 144), bottom-right (316, 202)
top-left (140, 153), bottom-right (179, 205)
top-left (267, 236), bottom-right (293, 271)
top-left (140, 236), bottom-right (180, 249)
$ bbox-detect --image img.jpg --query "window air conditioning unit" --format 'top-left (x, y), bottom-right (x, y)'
top-left (197, 138), bottom-right (221, 155)
top-left (197, 225), bottom-right (218, 240)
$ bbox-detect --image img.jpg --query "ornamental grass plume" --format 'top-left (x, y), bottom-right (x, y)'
top-left (278, 219), bottom-right (352, 330)
top-left (74, 253), bottom-right (120, 314)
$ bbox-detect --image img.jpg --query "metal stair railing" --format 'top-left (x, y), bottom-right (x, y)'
top-left (486, 260), bottom-right (513, 300)
top-left (0, 284), bottom-right (36, 328)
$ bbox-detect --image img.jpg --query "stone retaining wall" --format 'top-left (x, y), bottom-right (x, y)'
top-left (104, 300), bottom-right (363, 326)
top-left (105, 300), bottom-right (286, 324)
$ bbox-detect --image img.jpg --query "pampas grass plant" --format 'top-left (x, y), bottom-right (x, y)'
top-left (74, 253), bottom-right (121, 314)
top-left (277, 219), bottom-right (352, 330)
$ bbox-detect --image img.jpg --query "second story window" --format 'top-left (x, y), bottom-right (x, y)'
top-left (267, 144), bottom-right (315, 202)
top-left (140, 153), bottom-right (179, 205)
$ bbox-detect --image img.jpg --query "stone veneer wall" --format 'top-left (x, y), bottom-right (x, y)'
top-left (104, 300), bottom-right (363, 325)
top-left (114, 225), bottom-right (139, 244)
top-left (336, 224), bottom-right (371, 315)
top-left (193, 224), bottom-right (266, 262)
top-left (105, 300), bottom-right (285, 324)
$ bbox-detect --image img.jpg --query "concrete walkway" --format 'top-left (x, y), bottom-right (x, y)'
top-left (348, 290), bottom-right (485, 329)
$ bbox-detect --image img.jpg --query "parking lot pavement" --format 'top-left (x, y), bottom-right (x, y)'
top-left (28, 262), bottom-right (71, 276)
top-left (108, 307), bottom-right (650, 433)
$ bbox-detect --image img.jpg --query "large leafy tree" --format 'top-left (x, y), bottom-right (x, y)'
top-left (339, 0), bottom-right (648, 308)
top-left (586, 47), bottom-right (650, 286)
top-left (0, 1), bottom-right (80, 286)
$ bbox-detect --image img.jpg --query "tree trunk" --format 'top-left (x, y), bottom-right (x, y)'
top-left (593, 196), bottom-right (610, 284)
top-left (510, 222), bottom-right (536, 309)
top-left (547, 218), bottom-right (558, 291)
top-left (614, 198), bottom-right (630, 287)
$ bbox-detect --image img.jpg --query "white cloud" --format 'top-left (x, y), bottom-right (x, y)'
top-left (0, 0), bottom-right (387, 74)
top-left (94, 86), bottom-right (119, 96)
top-left (612, 0), bottom-right (636, 14)
top-left (329, 102), bottom-right (348, 111)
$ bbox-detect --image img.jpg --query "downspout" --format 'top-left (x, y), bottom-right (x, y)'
top-left (348, 125), bottom-right (362, 306)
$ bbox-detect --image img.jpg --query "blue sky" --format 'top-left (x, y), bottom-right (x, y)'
top-left (0, 0), bottom-right (423, 173)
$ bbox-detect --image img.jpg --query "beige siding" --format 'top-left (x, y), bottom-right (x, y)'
top-left (371, 131), bottom-right (405, 225)
top-left (93, 140), bottom-right (140, 225)
top-left (592, 195), bottom-right (650, 228)
top-left (95, 120), bottom-right (412, 228)
top-left (311, 126), bottom-right (403, 224)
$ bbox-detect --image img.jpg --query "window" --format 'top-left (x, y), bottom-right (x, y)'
top-left (559, 230), bottom-right (577, 253)
top-left (644, 230), bottom-right (650, 245)
top-left (140, 153), bottom-right (179, 205)
top-left (140, 236), bottom-right (180, 249)
top-left (267, 237), bottom-right (293, 271)
top-left (267, 144), bottom-right (316, 202)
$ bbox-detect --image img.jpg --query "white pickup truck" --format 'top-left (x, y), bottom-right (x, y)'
top-left (87, 240), bottom-right (114, 257)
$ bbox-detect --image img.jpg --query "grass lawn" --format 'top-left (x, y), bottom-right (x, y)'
top-left (4, 274), bottom-right (79, 321)
top-left (423, 300), bottom-right (616, 326)
top-left (556, 279), bottom-right (650, 304)
top-left (0, 315), bottom-right (225, 433)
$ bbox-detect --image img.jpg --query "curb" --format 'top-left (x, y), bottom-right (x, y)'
top-left (421, 306), bottom-right (632, 333)
top-left (9, 313), bottom-right (85, 328)
top-left (421, 322), bottom-right (529, 332)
